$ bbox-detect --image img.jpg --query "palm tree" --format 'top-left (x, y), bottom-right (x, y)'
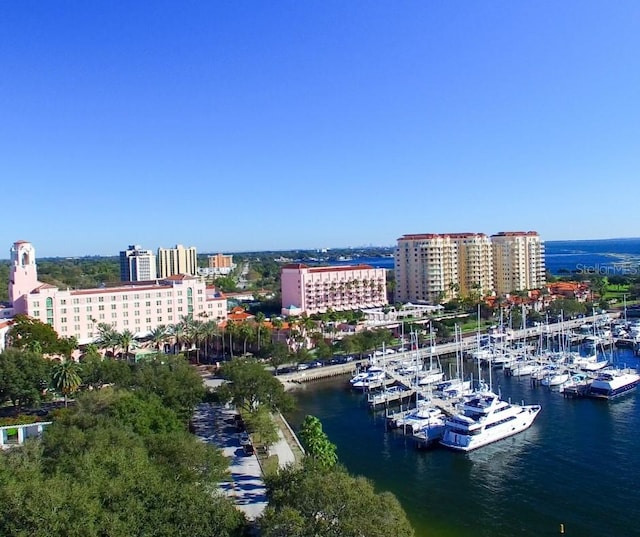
top-left (187, 320), bottom-right (207, 364)
top-left (254, 312), bottom-right (266, 350)
top-left (51, 359), bottom-right (82, 407)
top-left (238, 321), bottom-right (253, 356)
top-left (202, 320), bottom-right (219, 360)
top-left (148, 325), bottom-right (169, 352)
top-left (95, 323), bottom-right (119, 357)
top-left (117, 329), bottom-right (137, 362)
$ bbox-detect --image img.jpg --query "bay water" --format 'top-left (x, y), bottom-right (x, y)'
top-left (286, 349), bottom-right (640, 537)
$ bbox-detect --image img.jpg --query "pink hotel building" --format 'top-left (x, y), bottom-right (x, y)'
top-left (8, 241), bottom-right (227, 345)
top-left (281, 263), bottom-right (388, 316)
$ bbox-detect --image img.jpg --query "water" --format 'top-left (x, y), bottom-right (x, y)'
top-left (328, 238), bottom-right (640, 275)
top-left (286, 349), bottom-right (640, 537)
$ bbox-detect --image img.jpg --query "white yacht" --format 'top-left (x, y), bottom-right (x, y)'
top-left (412, 410), bottom-right (447, 448)
top-left (439, 390), bottom-right (541, 452)
top-left (587, 369), bottom-right (640, 399)
top-left (540, 368), bottom-right (571, 387)
top-left (350, 366), bottom-right (385, 389)
top-left (397, 405), bottom-right (444, 433)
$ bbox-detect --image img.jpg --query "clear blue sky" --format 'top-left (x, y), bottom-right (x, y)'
top-left (2, 1), bottom-right (639, 257)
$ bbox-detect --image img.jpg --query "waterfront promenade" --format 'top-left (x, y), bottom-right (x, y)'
top-left (196, 375), bottom-right (296, 521)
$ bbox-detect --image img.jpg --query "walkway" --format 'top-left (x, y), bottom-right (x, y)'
top-left (192, 403), bottom-right (268, 521)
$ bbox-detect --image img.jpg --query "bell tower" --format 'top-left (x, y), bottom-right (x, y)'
top-left (8, 241), bottom-right (39, 306)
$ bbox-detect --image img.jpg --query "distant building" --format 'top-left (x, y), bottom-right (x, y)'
top-left (157, 244), bottom-right (198, 278)
top-left (8, 240), bottom-right (227, 345)
top-left (120, 245), bottom-right (157, 281)
top-left (281, 264), bottom-right (387, 316)
top-left (491, 232), bottom-right (545, 295)
top-left (208, 253), bottom-right (233, 270)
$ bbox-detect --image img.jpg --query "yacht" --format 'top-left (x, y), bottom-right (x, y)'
top-left (439, 390), bottom-right (541, 452)
top-left (587, 369), bottom-right (640, 399)
top-left (412, 411), bottom-right (447, 448)
top-left (350, 366), bottom-right (385, 389)
top-left (397, 405), bottom-right (444, 433)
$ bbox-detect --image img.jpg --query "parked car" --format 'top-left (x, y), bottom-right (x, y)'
top-left (239, 432), bottom-right (251, 447)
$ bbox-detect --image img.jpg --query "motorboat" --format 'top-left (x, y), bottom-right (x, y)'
top-left (587, 369), bottom-right (640, 399)
top-left (350, 366), bottom-right (386, 389)
top-left (397, 405), bottom-right (444, 433)
top-left (540, 368), bottom-right (571, 387)
top-left (559, 373), bottom-right (590, 394)
top-left (504, 360), bottom-right (543, 377)
top-left (439, 390), bottom-right (541, 452)
top-left (412, 412), bottom-right (447, 448)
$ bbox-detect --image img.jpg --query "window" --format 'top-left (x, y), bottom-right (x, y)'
top-left (112, 296), bottom-right (117, 301)
top-left (98, 297), bottom-right (104, 302)
top-left (167, 307), bottom-right (172, 312)
top-left (86, 297), bottom-right (92, 303)
top-left (98, 305), bottom-right (105, 311)
top-left (156, 300), bottom-right (162, 306)
top-left (61, 308), bottom-right (67, 314)
top-left (156, 309), bottom-right (162, 314)
top-left (146, 318), bottom-right (151, 324)
top-left (146, 309), bottom-right (151, 315)
top-left (178, 307), bottom-right (183, 312)
top-left (60, 317), bottom-right (67, 323)
top-left (72, 298), bottom-right (79, 304)
top-left (134, 302), bottom-right (140, 307)
top-left (86, 306), bottom-right (92, 312)
top-left (122, 303), bottom-right (128, 309)
top-left (134, 294), bottom-right (140, 299)
top-left (33, 301), bottom-right (40, 308)
top-left (33, 310), bottom-right (40, 317)
top-left (86, 315), bottom-right (93, 321)
top-left (111, 313), bottom-right (117, 319)
top-left (111, 304), bottom-right (117, 310)
top-left (123, 311), bottom-right (128, 317)
top-left (60, 299), bottom-right (66, 305)
top-left (145, 301), bottom-right (151, 307)
top-left (135, 319), bottom-right (140, 325)
top-left (123, 320), bottom-right (129, 326)
top-left (123, 295), bottom-right (129, 300)
top-left (73, 316), bottom-right (80, 322)
top-left (73, 307), bottom-right (80, 313)
top-left (99, 314), bottom-right (105, 320)
top-left (145, 293), bottom-right (151, 299)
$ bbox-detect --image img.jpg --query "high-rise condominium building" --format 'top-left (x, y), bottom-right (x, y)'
top-left (394, 234), bottom-right (459, 304)
top-left (491, 231), bottom-right (546, 295)
top-left (395, 232), bottom-right (539, 304)
top-left (281, 264), bottom-right (388, 316)
top-left (157, 244), bottom-right (198, 278)
top-left (120, 245), bottom-right (157, 281)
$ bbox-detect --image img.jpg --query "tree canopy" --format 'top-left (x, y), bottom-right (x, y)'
top-left (261, 463), bottom-right (414, 537)
top-left (298, 415), bottom-right (337, 469)
top-left (218, 357), bottom-right (293, 413)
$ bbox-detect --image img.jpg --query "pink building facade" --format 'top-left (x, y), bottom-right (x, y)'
top-left (8, 241), bottom-right (227, 345)
top-left (281, 263), bottom-right (388, 316)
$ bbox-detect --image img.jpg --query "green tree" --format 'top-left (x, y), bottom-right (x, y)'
top-left (51, 359), bottom-right (82, 407)
top-left (261, 464), bottom-right (414, 537)
top-left (0, 348), bottom-right (52, 409)
top-left (269, 342), bottom-right (291, 375)
top-left (244, 406), bottom-right (279, 451)
top-left (298, 415), bottom-right (337, 469)
top-left (218, 357), bottom-right (293, 412)
top-left (6, 314), bottom-right (65, 355)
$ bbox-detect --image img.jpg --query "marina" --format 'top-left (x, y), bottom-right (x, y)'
top-left (286, 342), bottom-right (640, 537)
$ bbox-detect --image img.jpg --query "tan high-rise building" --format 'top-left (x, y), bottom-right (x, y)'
top-left (491, 231), bottom-right (545, 295)
top-left (449, 233), bottom-right (494, 297)
top-left (394, 234), bottom-right (459, 304)
top-left (157, 244), bottom-right (198, 278)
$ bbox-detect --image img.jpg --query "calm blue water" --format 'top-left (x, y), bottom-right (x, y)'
top-left (329, 238), bottom-right (640, 275)
top-left (287, 349), bottom-right (640, 537)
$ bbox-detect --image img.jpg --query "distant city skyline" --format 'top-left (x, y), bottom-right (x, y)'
top-left (2, 2), bottom-right (639, 257)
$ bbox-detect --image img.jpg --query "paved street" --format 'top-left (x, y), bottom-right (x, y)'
top-left (193, 396), bottom-right (298, 521)
top-left (192, 403), bottom-right (268, 521)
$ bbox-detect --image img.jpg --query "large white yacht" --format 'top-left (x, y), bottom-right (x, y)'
top-left (439, 390), bottom-right (541, 452)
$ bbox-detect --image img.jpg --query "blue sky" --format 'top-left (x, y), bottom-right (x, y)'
top-left (2, 1), bottom-right (639, 257)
